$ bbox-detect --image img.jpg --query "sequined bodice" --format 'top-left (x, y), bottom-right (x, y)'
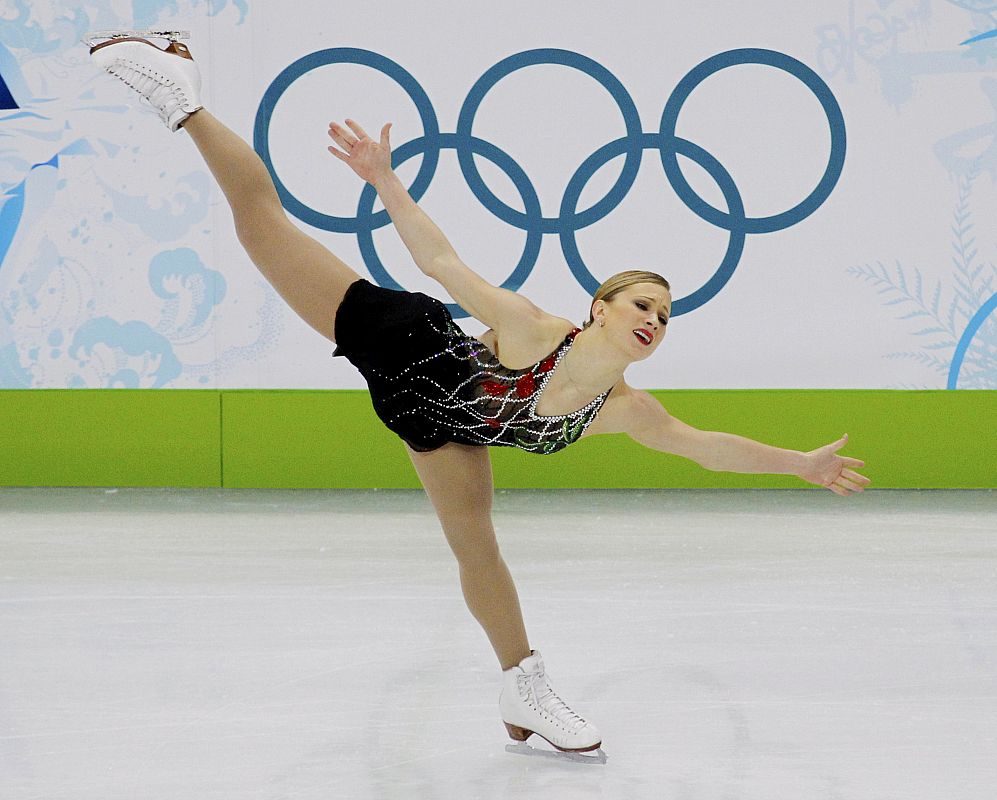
top-left (452, 327), bottom-right (612, 453)
top-left (337, 283), bottom-right (612, 454)
top-left (369, 315), bottom-right (612, 454)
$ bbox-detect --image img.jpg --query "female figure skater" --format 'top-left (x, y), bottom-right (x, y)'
top-left (88, 35), bottom-right (870, 757)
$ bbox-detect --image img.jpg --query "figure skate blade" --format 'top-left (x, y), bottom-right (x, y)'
top-left (505, 741), bottom-right (608, 765)
top-left (83, 30), bottom-right (190, 48)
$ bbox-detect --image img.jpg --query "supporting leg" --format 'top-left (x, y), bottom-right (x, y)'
top-left (407, 442), bottom-right (531, 670)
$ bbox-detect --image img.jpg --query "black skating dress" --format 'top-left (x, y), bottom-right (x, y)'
top-left (333, 279), bottom-right (611, 453)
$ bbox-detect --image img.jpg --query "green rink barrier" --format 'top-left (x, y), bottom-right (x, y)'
top-left (1, 390), bottom-right (994, 488)
top-left (221, 391), bottom-right (416, 489)
top-left (0, 390), bottom-right (221, 488)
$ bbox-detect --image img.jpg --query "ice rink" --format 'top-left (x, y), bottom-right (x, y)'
top-left (2, 488), bottom-right (994, 799)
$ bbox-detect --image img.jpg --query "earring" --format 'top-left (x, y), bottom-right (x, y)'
top-left (599, 319), bottom-right (605, 327)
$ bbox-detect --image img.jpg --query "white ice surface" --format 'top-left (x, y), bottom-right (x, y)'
top-left (1, 488), bottom-right (994, 799)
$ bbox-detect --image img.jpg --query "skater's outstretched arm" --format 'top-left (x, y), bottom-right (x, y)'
top-left (592, 387), bottom-right (870, 496)
top-left (327, 120), bottom-right (554, 335)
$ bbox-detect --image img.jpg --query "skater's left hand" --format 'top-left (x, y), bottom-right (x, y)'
top-left (327, 119), bottom-right (393, 185)
top-left (798, 434), bottom-right (870, 496)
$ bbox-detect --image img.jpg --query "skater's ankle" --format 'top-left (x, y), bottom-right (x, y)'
top-left (500, 648), bottom-right (533, 672)
top-left (179, 107), bottom-right (205, 130)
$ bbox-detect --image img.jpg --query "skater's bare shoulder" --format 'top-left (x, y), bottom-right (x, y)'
top-left (474, 304), bottom-right (576, 370)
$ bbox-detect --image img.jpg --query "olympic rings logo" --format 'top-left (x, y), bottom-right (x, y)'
top-left (254, 48), bottom-right (846, 319)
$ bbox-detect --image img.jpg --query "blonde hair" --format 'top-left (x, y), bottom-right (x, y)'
top-left (584, 270), bottom-right (671, 328)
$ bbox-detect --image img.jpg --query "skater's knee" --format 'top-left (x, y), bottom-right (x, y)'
top-left (459, 540), bottom-right (503, 570)
top-left (233, 207), bottom-right (303, 276)
top-left (443, 521), bottom-right (502, 568)
top-left (234, 203), bottom-right (285, 248)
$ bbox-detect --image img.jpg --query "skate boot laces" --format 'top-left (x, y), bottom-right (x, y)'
top-left (88, 33), bottom-right (202, 132)
top-left (104, 58), bottom-right (192, 125)
top-left (519, 666), bottom-right (588, 731)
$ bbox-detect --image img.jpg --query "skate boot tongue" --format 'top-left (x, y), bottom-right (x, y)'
top-left (520, 651), bottom-right (545, 676)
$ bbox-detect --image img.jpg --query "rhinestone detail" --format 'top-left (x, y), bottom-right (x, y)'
top-left (353, 310), bottom-right (611, 455)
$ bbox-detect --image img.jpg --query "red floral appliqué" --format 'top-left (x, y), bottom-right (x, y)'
top-left (538, 356), bottom-right (556, 374)
top-left (486, 418), bottom-right (500, 429)
top-left (481, 378), bottom-right (509, 397)
top-left (515, 373), bottom-right (536, 398)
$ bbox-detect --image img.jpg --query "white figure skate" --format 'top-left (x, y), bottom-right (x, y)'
top-left (85, 30), bottom-right (202, 132)
top-left (500, 651), bottom-right (606, 763)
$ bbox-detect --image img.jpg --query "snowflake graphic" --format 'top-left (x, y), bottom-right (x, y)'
top-left (847, 164), bottom-right (996, 388)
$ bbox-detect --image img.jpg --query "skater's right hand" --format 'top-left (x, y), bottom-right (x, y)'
top-left (327, 119), bottom-right (393, 185)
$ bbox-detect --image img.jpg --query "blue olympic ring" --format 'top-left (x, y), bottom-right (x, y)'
top-left (356, 134), bottom-right (543, 295)
top-left (255, 48), bottom-right (441, 234)
top-left (254, 47), bottom-right (846, 319)
top-left (947, 292), bottom-right (997, 389)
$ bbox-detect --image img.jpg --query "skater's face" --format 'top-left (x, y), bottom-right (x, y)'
top-left (592, 283), bottom-right (671, 360)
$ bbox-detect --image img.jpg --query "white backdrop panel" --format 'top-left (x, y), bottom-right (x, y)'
top-left (0, 0), bottom-right (994, 389)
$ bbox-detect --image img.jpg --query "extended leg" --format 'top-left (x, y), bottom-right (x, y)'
top-left (406, 442), bottom-right (530, 670)
top-left (89, 35), bottom-right (361, 342)
top-left (183, 110), bottom-right (361, 342)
